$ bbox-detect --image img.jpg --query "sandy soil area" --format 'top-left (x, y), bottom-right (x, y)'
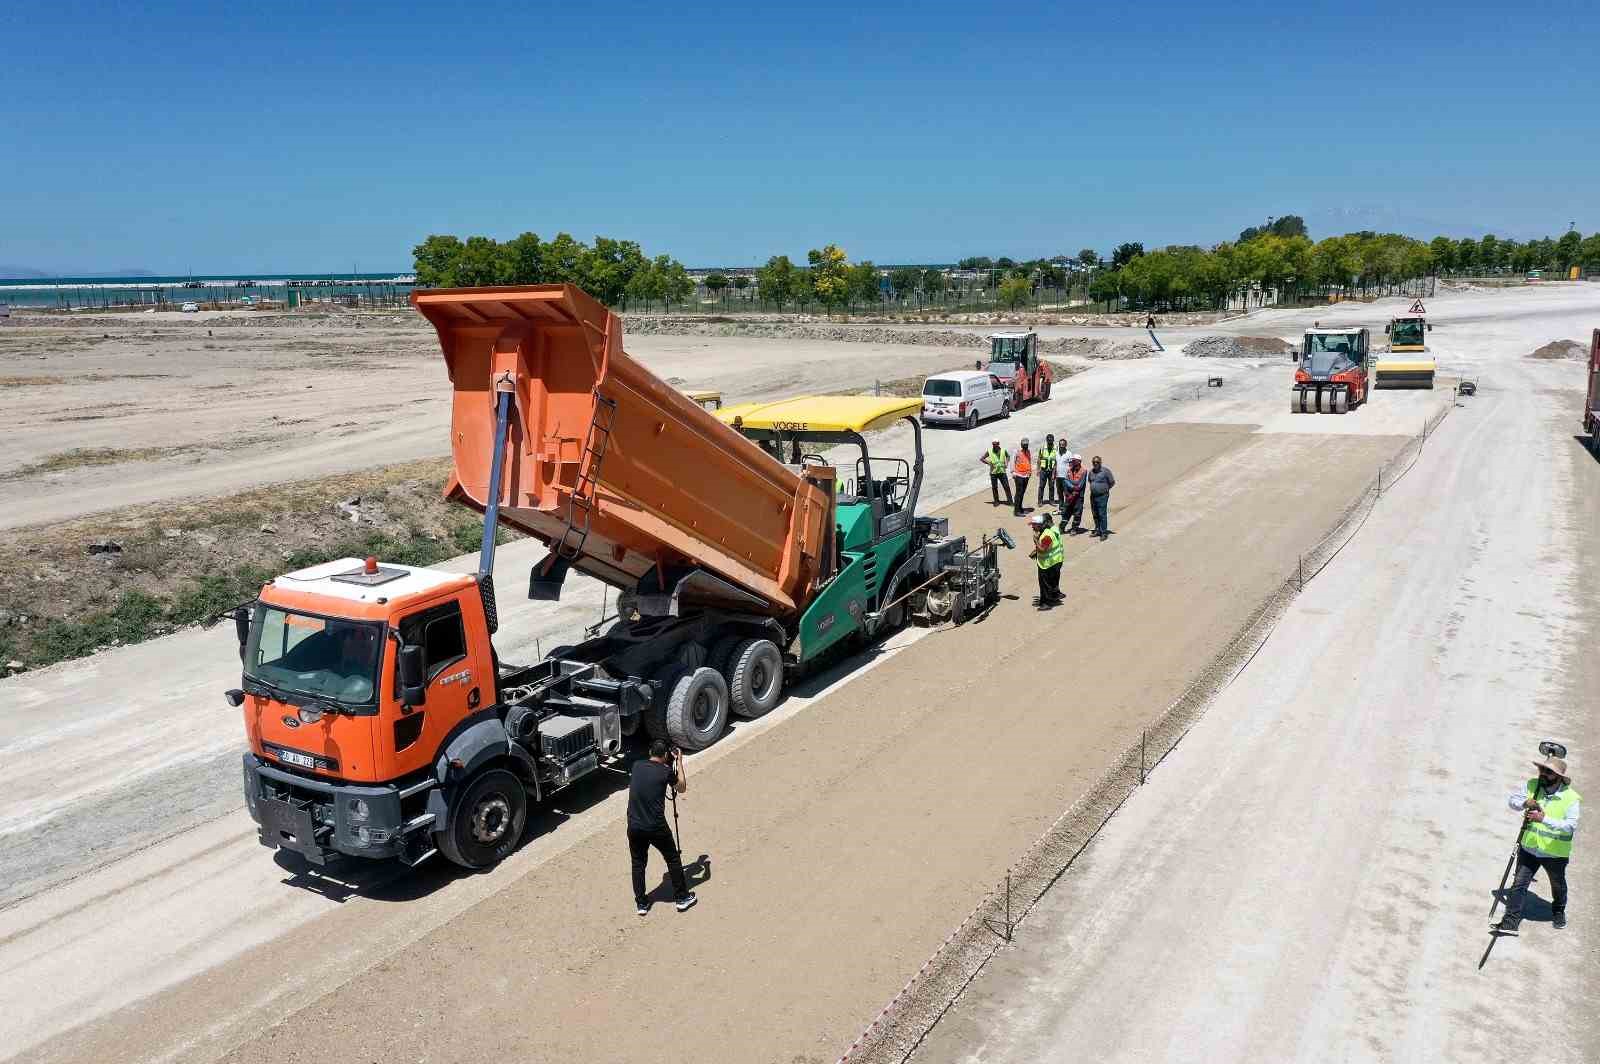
top-left (3, 413), bottom-right (1416, 1064)
top-left (911, 294), bottom-right (1600, 1063)
top-left (0, 283), bottom-right (1591, 1063)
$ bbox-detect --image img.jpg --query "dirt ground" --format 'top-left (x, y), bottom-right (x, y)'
top-left (910, 295), bottom-right (1600, 1063)
top-left (4, 419), bottom-right (1412, 1064)
top-left (1, 284), bottom-right (1594, 1064)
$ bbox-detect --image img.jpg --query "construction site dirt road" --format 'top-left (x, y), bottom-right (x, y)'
top-left (0, 284), bottom-right (1584, 1063)
top-left (915, 299), bottom-right (1600, 1063)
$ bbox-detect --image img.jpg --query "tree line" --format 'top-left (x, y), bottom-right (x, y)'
top-left (411, 232), bottom-right (695, 311)
top-left (415, 220), bottom-right (1600, 315)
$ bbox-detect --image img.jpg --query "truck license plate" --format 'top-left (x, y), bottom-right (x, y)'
top-left (278, 748), bottom-right (317, 769)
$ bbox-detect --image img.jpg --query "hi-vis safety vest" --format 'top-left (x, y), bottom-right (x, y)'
top-left (1040, 446), bottom-right (1058, 473)
top-left (1522, 781), bottom-right (1580, 859)
top-left (1014, 450), bottom-right (1033, 476)
top-left (1036, 528), bottom-right (1063, 569)
top-left (986, 448), bottom-right (1009, 475)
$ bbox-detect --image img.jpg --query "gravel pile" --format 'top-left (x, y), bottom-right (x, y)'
top-left (1527, 339), bottom-right (1587, 360)
top-left (1183, 335), bottom-right (1294, 359)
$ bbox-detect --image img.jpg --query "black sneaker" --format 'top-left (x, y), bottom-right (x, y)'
top-left (1490, 919), bottom-right (1519, 936)
top-left (1553, 912), bottom-right (1567, 929)
top-left (676, 892), bottom-right (698, 912)
top-left (636, 902), bottom-right (650, 917)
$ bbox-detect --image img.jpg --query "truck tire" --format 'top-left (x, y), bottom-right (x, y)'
top-left (728, 638), bottom-right (783, 718)
top-left (438, 768), bottom-right (527, 870)
top-left (644, 665), bottom-right (685, 741)
top-left (708, 634), bottom-right (744, 678)
top-left (666, 667), bottom-right (730, 751)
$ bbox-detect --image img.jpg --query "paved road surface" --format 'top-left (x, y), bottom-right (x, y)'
top-left (913, 294), bottom-right (1600, 1062)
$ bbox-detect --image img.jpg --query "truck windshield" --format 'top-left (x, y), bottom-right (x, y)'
top-left (245, 606), bottom-right (383, 707)
top-left (923, 379), bottom-right (962, 397)
top-left (1391, 320), bottom-right (1424, 346)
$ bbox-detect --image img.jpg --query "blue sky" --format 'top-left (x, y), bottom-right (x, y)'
top-left (3, 0), bottom-right (1595, 274)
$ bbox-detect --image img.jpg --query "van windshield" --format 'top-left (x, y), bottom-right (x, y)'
top-left (245, 605), bottom-right (383, 708)
top-left (923, 379), bottom-right (962, 397)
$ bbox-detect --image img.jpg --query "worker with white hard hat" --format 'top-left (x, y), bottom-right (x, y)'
top-left (1493, 754), bottom-right (1581, 935)
top-left (1028, 511), bottom-right (1064, 609)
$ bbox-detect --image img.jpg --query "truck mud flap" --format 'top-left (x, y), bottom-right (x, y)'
top-left (256, 794), bottom-right (328, 865)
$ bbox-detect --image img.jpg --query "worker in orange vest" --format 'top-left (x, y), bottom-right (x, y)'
top-left (1010, 437), bottom-right (1034, 516)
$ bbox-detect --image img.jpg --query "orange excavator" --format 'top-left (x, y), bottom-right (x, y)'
top-left (225, 284), bottom-right (1007, 870)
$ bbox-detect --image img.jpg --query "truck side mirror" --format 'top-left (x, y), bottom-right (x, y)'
top-left (233, 607), bottom-right (251, 661)
top-left (398, 645), bottom-right (427, 706)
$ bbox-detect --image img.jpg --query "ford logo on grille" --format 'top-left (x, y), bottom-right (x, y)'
top-left (281, 715), bottom-right (301, 729)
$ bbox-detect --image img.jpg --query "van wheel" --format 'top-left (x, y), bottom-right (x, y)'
top-left (729, 638), bottom-right (784, 718)
top-left (965, 410), bottom-right (978, 431)
top-left (438, 768), bottom-right (527, 870)
top-left (1001, 400), bottom-right (1012, 419)
top-left (1041, 380), bottom-right (1052, 401)
top-left (666, 667), bottom-right (730, 751)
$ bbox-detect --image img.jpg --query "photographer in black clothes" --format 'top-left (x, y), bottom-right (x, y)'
top-left (628, 739), bottom-right (697, 915)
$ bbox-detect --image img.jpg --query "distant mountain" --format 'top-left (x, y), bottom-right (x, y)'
top-left (0, 266), bottom-right (157, 280)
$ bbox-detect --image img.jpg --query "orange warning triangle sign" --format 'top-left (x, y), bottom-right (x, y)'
top-left (1410, 299), bottom-right (1426, 314)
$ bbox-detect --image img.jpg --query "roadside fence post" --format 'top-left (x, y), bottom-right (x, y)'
top-left (1299, 555), bottom-right (1304, 591)
top-left (1004, 872), bottom-right (1012, 942)
top-left (1140, 730), bottom-right (1147, 784)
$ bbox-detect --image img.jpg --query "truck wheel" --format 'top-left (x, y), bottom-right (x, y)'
top-left (438, 768), bottom-right (527, 870)
top-left (666, 667), bottom-right (729, 751)
top-left (644, 665), bottom-right (685, 741)
top-left (729, 638), bottom-right (783, 718)
top-left (708, 634), bottom-right (743, 678)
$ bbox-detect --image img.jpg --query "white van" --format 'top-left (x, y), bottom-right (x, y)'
top-left (921, 370), bottom-right (1010, 430)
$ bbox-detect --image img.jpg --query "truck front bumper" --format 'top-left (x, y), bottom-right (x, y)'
top-left (243, 753), bottom-right (421, 865)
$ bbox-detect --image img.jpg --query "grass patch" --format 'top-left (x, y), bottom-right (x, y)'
top-left (2, 446), bottom-right (198, 480)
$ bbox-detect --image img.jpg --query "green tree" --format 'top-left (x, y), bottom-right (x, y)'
top-left (658, 258), bottom-right (693, 307)
top-left (539, 232), bottom-right (587, 285)
top-left (1429, 236), bottom-right (1456, 275)
top-left (456, 236), bottom-right (506, 287)
top-left (847, 262), bottom-right (881, 309)
top-left (808, 244), bottom-right (851, 310)
top-left (1087, 268), bottom-right (1122, 309)
top-left (1112, 242), bottom-right (1144, 268)
top-left (704, 273), bottom-right (730, 296)
top-left (959, 256), bottom-right (993, 270)
top-left (1077, 248), bottom-right (1098, 268)
top-left (997, 272), bottom-right (1032, 308)
top-left (1557, 229), bottom-right (1583, 269)
top-left (583, 237), bottom-right (646, 306)
top-left (755, 255), bottom-right (796, 310)
top-left (412, 235), bottom-right (466, 288)
top-left (500, 232), bottom-right (545, 285)
top-left (888, 267), bottom-right (922, 303)
top-left (733, 275), bottom-right (750, 295)
top-left (920, 268), bottom-right (946, 302)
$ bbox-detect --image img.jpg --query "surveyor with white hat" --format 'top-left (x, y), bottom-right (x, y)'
top-left (1027, 511), bottom-right (1063, 610)
top-left (1493, 753), bottom-right (1580, 934)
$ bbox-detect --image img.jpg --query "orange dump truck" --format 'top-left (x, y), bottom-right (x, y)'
top-left (227, 284), bottom-right (1006, 870)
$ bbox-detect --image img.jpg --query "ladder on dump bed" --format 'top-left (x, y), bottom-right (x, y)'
top-left (554, 392), bottom-right (618, 561)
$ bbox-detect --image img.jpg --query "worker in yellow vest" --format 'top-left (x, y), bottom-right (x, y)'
top-left (1028, 512), bottom-right (1064, 609)
top-left (1039, 434), bottom-right (1059, 506)
top-left (978, 440), bottom-right (1011, 508)
top-left (1494, 754), bottom-right (1581, 935)
top-left (1010, 437), bottom-right (1034, 516)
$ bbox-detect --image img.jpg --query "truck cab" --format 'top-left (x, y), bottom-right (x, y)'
top-left (236, 557), bottom-right (503, 868)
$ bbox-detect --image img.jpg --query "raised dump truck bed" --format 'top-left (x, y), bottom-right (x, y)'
top-left (413, 285), bottom-right (832, 618)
